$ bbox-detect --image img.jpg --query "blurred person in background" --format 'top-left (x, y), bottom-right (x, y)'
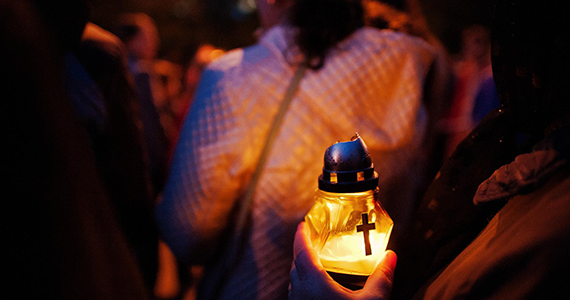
top-left (440, 24), bottom-right (500, 158)
top-left (63, 14), bottom-right (161, 297)
top-left (154, 58), bottom-right (185, 152)
top-left (114, 12), bottom-right (169, 198)
top-left (5, 0), bottom-right (159, 297)
top-left (157, 0), bottom-right (438, 299)
top-left (114, 13), bottom-right (160, 74)
top-left (114, 13), bottom-right (196, 300)
top-left (159, 43), bottom-right (226, 156)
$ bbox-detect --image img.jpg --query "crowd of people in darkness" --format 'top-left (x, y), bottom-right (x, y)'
top-left (5, 0), bottom-right (569, 299)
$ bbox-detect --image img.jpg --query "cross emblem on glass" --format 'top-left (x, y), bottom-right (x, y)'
top-left (356, 213), bottom-right (376, 256)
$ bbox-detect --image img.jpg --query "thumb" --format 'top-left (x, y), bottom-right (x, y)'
top-left (293, 222), bottom-right (327, 281)
top-left (361, 250), bottom-right (397, 298)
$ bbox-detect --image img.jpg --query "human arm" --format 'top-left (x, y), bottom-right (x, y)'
top-left (289, 222), bottom-right (397, 300)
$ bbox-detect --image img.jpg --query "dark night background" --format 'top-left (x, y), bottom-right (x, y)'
top-left (86, 0), bottom-right (497, 68)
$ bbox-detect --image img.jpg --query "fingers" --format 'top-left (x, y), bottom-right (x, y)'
top-left (290, 222), bottom-right (340, 299)
top-left (294, 247), bottom-right (324, 281)
top-left (289, 262), bottom-right (302, 299)
top-left (290, 245), bottom-right (348, 300)
top-left (293, 222), bottom-right (328, 280)
top-left (361, 250), bottom-right (397, 299)
top-left (290, 222), bottom-right (319, 299)
top-left (290, 222), bottom-right (396, 300)
top-left (293, 222), bottom-right (311, 258)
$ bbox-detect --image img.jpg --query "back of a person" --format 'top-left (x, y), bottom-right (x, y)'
top-left (158, 1), bottom-right (435, 299)
top-left (215, 26), bottom-right (435, 295)
top-left (167, 27), bottom-right (433, 300)
top-left (233, 28), bottom-right (434, 300)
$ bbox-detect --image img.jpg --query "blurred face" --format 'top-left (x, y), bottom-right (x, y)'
top-left (255, 0), bottom-right (291, 29)
top-left (128, 18), bottom-right (159, 60)
top-left (462, 27), bottom-right (490, 62)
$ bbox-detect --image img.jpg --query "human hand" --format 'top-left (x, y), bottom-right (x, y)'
top-left (289, 222), bottom-right (397, 300)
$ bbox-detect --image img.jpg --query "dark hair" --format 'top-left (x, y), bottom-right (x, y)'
top-left (369, 0), bottom-right (406, 11)
top-left (113, 13), bottom-right (156, 44)
top-left (31, 0), bottom-right (90, 49)
top-left (113, 24), bottom-right (140, 44)
top-left (289, 0), bottom-right (364, 69)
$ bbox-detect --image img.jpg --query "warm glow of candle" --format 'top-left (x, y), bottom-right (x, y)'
top-left (306, 189), bottom-right (393, 277)
top-left (318, 231), bottom-right (389, 275)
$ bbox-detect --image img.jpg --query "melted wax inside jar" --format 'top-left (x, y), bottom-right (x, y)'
top-left (318, 231), bottom-right (388, 276)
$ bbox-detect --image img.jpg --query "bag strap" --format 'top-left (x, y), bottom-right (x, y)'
top-left (200, 64), bottom-right (308, 300)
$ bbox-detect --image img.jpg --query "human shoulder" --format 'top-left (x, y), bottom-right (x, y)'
top-left (206, 42), bottom-right (273, 74)
top-left (205, 47), bottom-right (246, 73)
top-left (198, 42), bottom-right (276, 96)
top-left (353, 26), bottom-right (435, 57)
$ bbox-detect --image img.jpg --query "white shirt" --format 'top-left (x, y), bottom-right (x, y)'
top-left (157, 25), bottom-right (435, 299)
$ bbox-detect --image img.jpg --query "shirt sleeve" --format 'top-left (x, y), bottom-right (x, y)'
top-left (156, 66), bottom-right (250, 264)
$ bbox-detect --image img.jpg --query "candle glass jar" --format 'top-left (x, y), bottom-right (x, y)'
top-left (304, 134), bottom-right (393, 289)
top-left (305, 187), bottom-right (393, 276)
